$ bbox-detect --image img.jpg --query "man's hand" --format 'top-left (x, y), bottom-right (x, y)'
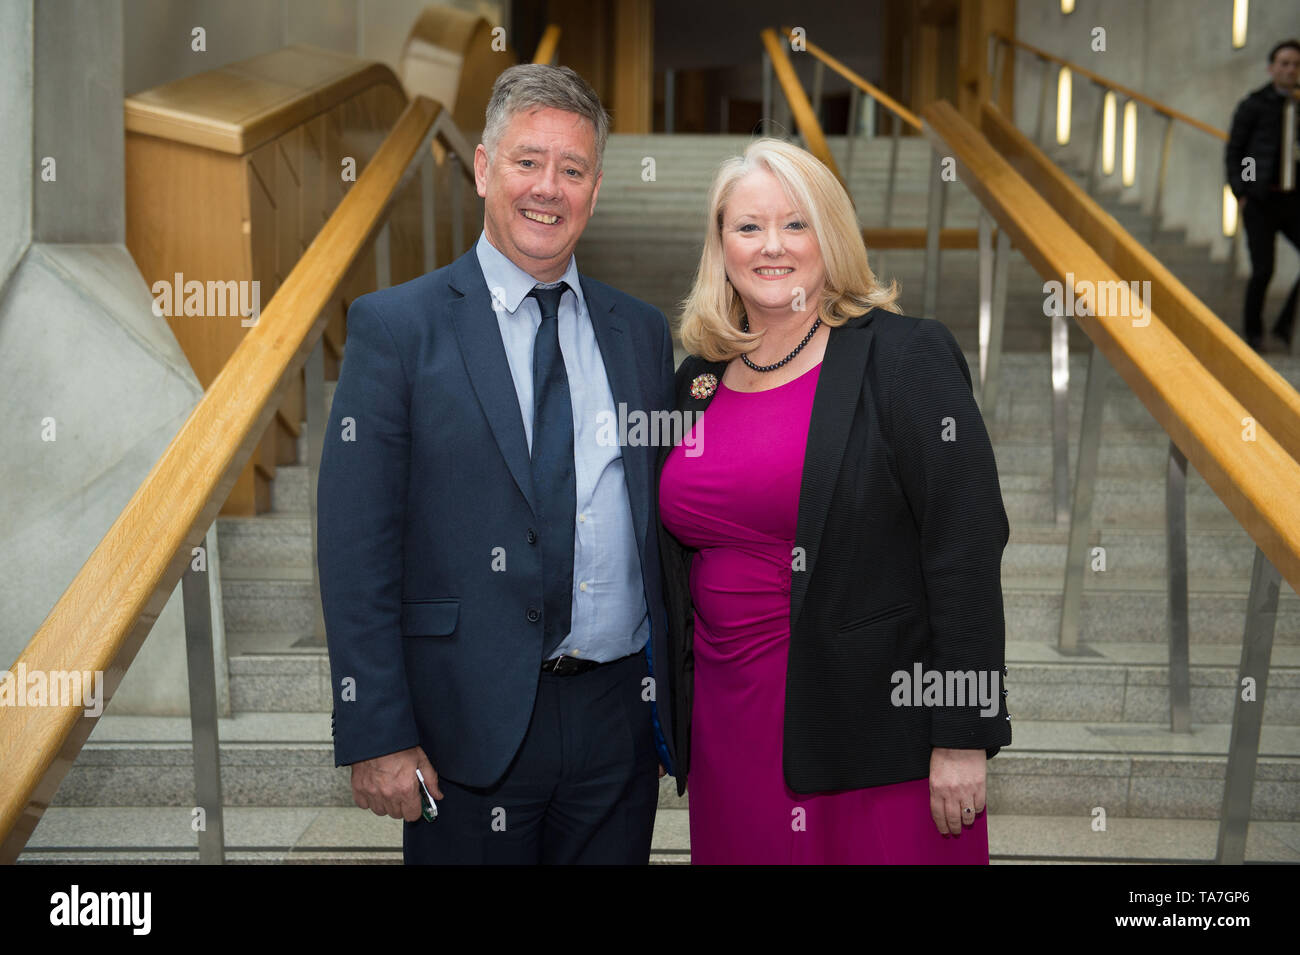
top-left (351, 745), bottom-right (442, 822)
top-left (929, 747), bottom-right (987, 836)
top-left (658, 763), bottom-right (666, 778)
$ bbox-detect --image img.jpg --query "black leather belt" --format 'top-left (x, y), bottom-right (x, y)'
top-left (541, 652), bottom-right (635, 676)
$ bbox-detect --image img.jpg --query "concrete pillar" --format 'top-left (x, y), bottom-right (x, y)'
top-left (0, 0), bottom-right (227, 716)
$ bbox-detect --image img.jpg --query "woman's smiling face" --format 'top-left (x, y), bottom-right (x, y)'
top-left (720, 168), bottom-right (824, 320)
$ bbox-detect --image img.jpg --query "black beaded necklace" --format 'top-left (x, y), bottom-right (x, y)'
top-left (740, 314), bottom-right (823, 372)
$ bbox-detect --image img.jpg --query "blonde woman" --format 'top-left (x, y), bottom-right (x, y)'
top-left (656, 138), bottom-right (1011, 864)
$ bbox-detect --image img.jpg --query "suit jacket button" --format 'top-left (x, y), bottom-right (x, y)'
top-left (526, 528), bottom-right (537, 545)
top-left (527, 608), bottom-right (541, 623)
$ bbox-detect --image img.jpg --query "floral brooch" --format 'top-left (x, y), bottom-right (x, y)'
top-left (690, 373), bottom-right (718, 399)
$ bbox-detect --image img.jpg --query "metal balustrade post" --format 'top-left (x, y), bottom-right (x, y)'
top-left (1035, 56), bottom-right (1052, 147)
top-left (845, 86), bottom-right (860, 174)
top-left (182, 556), bottom-right (225, 864)
top-left (1059, 341), bottom-right (1106, 656)
top-left (811, 60), bottom-right (824, 127)
top-left (1051, 304), bottom-right (1074, 525)
top-left (1166, 439), bottom-right (1191, 732)
top-left (885, 115), bottom-right (901, 228)
top-left (985, 226), bottom-right (1010, 418)
top-left (1216, 546), bottom-right (1281, 864)
top-left (1225, 225), bottom-right (1242, 285)
top-left (1086, 83), bottom-right (1107, 195)
top-left (421, 148), bottom-right (436, 273)
top-left (923, 146), bottom-right (946, 319)
top-left (306, 336), bottom-right (327, 646)
top-left (761, 50), bottom-right (773, 136)
top-left (374, 221), bottom-right (392, 290)
top-left (450, 155), bottom-right (465, 259)
top-left (989, 37), bottom-right (1006, 109)
top-left (1151, 115), bottom-right (1176, 245)
top-left (664, 69), bottom-right (676, 134)
top-left (977, 209), bottom-right (994, 410)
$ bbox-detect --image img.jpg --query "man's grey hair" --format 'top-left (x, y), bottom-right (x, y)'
top-left (482, 64), bottom-right (609, 174)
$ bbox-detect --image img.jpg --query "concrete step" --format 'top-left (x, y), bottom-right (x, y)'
top-left (998, 477), bottom-right (1246, 528)
top-left (48, 709), bottom-right (1300, 820)
top-left (1001, 585), bottom-right (1300, 644)
top-left (1002, 640), bottom-right (1300, 724)
top-left (219, 564), bottom-right (315, 634)
top-left (222, 625), bottom-right (1300, 718)
top-left (16, 806), bottom-right (1298, 863)
top-left (1001, 523), bottom-right (1292, 580)
top-left (217, 513), bottom-right (312, 568)
top-left (38, 712), bottom-right (1300, 852)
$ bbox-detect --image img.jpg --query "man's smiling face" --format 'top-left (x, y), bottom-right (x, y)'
top-left (475, 106), bottom-right (602, 283)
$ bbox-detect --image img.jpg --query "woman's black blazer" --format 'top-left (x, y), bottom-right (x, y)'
top-left (656, 308), bottom-right (1012, 797)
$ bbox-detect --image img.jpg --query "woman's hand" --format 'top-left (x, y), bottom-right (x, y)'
top-left (929, 747), bottom-right (987, 835)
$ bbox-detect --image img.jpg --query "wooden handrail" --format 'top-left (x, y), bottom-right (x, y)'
top-left (532, 24), bottom-right (561, 65)
top-left (759, 28), bottom-right (845, 187)
top-left (0, 95), bottom-right (476, 861)
top-left (990, 31), bottom-right (1228, 143)
top-left (863, 227), bottom-right (982, 249)
top-left (924, 99), bottom-right (1300, 596)
top-left (779, 25), bottom-right (921, 131)
top-left (977, 99), bottom-right (1300, 465)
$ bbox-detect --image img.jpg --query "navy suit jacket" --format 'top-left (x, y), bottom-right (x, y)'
top-left (317, 247), bottom-right (676, 787)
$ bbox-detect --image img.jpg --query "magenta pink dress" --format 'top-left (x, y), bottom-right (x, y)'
top-left (660, 362), bottom-right (989, 864)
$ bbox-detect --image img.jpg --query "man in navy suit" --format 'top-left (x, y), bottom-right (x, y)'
top-left (317, 64), bottom-right (675, 864)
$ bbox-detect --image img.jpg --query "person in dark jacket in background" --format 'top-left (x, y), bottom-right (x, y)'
top-left (1226, 39), bottom-right (1300, 354)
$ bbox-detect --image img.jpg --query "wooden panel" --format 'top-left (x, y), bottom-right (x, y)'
top-left (611, 0), bottom-right (652, 133)
top-left (124, 45), bottom-right (406, 155)
top-left (301, 116), bottom-right (327, 246)
top-left (274, 133), bottom-right (301, 286)
top-left (322, 110), bottom-right (346, 219)
top-left (125, 135), bottom-right (252, 391)
top-left (323, 294), bottom-right (347, 357)
top-left (398, 6), bottom-right (517, 139)
top-left (958, 0), bottom-right (1016, 122)
top-left (547, 0), bottom-right (610, 106)
top-left (255, 411), bottom-right (279, 478)
top-left (124, 48), bottom-right (425, 514)
top-left (245, 142), bottom-right (278, 296)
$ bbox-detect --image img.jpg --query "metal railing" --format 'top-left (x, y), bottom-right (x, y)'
top-left (924, 98), bottom-right (1300, 865)
top-left (0, 98), bottom-right (480, 864)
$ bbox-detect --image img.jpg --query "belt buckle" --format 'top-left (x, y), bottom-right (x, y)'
top-left (550, 654), bottom-right (574, 675)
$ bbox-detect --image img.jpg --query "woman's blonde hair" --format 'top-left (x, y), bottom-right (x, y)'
top-left (678, 138), bottom-right (901, 361)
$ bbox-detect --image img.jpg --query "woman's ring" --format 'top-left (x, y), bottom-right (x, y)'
top-left (962, 807), bottom-right (974, 816)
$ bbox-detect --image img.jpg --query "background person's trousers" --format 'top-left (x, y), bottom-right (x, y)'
top-left (403, 650), bottom-right (660, 864)
top-left (1241, 190), bottom-right (1300, 346)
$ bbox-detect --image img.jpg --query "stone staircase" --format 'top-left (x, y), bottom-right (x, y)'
top-left (18, 133), bottom-right (1300, 864)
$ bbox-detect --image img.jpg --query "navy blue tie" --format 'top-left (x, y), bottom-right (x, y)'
top-left (529, 283), bottom-right (575, 654)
